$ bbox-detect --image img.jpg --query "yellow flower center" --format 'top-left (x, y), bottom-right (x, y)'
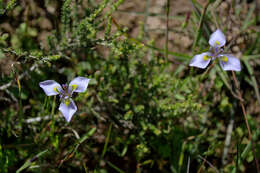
top-left (53, 87), bottom-right (59, 93)
top-left (65, 99), bottom-right (70, 106)
top-left (221, 56), bottom-right (228, 62)
top-left (71, 84), bottom-right (78, 91)
top-left (203, 55), bottom-right (210, 61)
top-left (215, 41), bottom-right (220, 45)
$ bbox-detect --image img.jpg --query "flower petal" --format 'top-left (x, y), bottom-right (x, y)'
top-left (189, 52), bottom-right (212, 69)
top-left (59, 99), bottom-right (77, 122)
top-left (39, 80), bottom-right (62, 96)
top-left (218, 54), bottom-right (241, 71)
top-left (69, 77), bottom-right (90, 93)
top-left (209, 29), bottom-right (226, 48)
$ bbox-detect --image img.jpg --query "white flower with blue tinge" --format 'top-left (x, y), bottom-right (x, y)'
top-left (39, 77), bottom-right (90, 122)
top-left (189, 29), bottom-right (241, 71)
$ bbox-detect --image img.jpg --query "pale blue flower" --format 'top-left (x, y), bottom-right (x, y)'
top-left (189, 29), bottom-right (241, 71)
top-left (39, 77), bottom-right (90, 122)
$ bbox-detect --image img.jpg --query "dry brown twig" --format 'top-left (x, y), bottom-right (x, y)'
top-left (197, 155), bottom-right (220, 173)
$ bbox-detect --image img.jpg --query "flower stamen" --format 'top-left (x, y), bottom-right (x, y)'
top-left (53, 87), bottom-right (59, 93)
top-left (64, 99), bottom-right (70, 106)
top-left (71, 84), bottom-right (78, 91)
top-left (203, 55), bottom-right (210, 61)
top-left (215, 41), bottom-right (220, 45)
top-left (221, 56), bottom-right (228, 62)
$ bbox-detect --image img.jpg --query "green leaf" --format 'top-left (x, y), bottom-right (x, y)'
top-left (16, 149), bottom-right (48, 173)
top-left (79, 127), bottom-right (96, 144)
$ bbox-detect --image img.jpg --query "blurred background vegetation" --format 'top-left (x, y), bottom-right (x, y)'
top-left (0, 0), bottom-right (259, 172)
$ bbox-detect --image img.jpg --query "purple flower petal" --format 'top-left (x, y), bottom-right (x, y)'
top-left (189, 52), bottom-right (212, 69)
top-left (69, 77), bottom-right (90, 93)
top-left (39, 80), bottom-right (63, 96)
top-left (59, 98), bottom-right (77, 122)
top-left (209, 29), bottom-right (226, 48)
top-left (218, 54), bottom-right (241, 71)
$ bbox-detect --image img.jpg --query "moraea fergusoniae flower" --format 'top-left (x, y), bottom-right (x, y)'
top-left (39, 77), bottom-right (90, 122)
top-left (189, 29), bottom-right (241, 71)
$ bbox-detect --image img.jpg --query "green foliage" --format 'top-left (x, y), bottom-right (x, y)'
top-left (0, 0), bottom-right (260, 172)
top-left (0, 0), bottom-right (16, 14)
top-left (0, 145), bottom-right (9, 173)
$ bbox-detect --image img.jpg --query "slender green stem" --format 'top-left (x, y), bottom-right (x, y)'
top-left (51, 95), bottom-right (56, 116)
top-left (199, 60), bottom-right (216, 81)
top-left (231, 71), bottom-right (260, 173)
top-left (211, 10), bottom-right (220, 29)
top-left (192, 1), bottom-right (210, 53)
top-left (43, 96), bottom-right (47, 110)
top-left (217, 66), bottom-right (243, 101)
top-left (50, 95), bottom-right (56, 139)
top-left (83, 162), bottom-right (88, 173)
top-left (165, 0), bottom-right (170, 61)
top-left (107, 161), bottom-right (125, 173)
top-left (243, 59), bottom-right (260, 104)
top-left (18, 83), bottom-right (22, 120)
top-left (101, 123), bottom-right (112, 158)
top-left (46, 96), bottom-right (50, 113)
